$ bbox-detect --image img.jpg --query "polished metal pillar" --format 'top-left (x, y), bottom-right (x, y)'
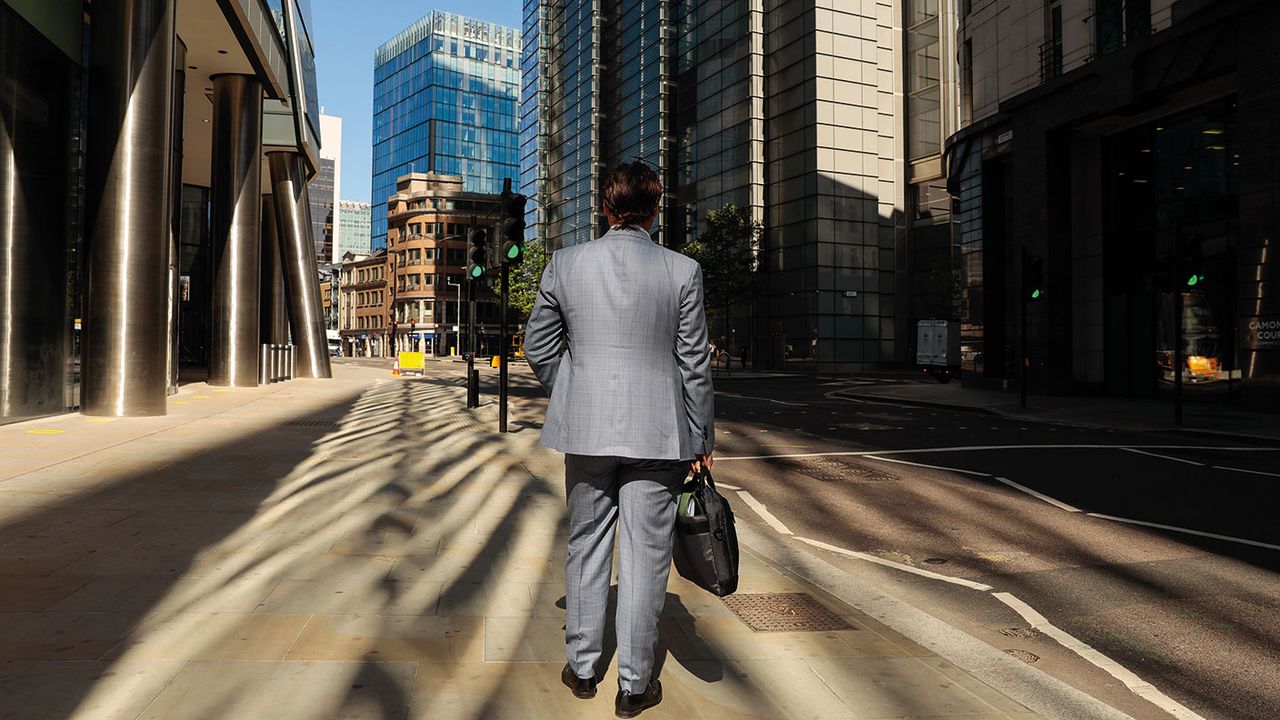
top-left (165, 42), bottom-right (187, 395)
top-left (260, 196), bottom-right (289, 345)
top-left (267, 152), bottom-right (331, 379)
top-left (83, 0), bottom-right (176, 416)
top-left (208, 74), bottom-right (263, 387)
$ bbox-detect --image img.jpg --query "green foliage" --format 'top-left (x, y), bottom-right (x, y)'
top-left (678, 203), bottom-right (760, 319)
top-left (508, 238), bottom-right (550, 318)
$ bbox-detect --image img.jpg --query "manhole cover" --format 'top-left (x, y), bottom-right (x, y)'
top-left (721, 593), bottom-right (853, 633)
top-left (923, 557), bottom-right (948, 565)
top-left (1004, 649), bottom-right (1040, 664)
top-left (1000, 627), bottom-right (1041, 640)
top-left (766, 457), bottom-right (895, 483)
top-left (283, 418), bottom-right (341, 427)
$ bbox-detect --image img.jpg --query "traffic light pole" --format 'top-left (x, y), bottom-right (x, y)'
top-left (1020, 245), bottom-right (1029, 410)
top-left (499, 264), bottom-right (509, 433)
top-left (1173, 230), bottom-right (1184, 426)
top-left (466, 215), bottom-right (478, 409)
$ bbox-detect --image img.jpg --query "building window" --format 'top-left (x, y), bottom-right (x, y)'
top-left (907, 0), bottom-right (942, 160)
top-left (1042, 0), bottom-right (1064, 81)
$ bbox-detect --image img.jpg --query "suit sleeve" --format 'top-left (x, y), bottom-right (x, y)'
top-left (524, 252), bottom-right (564, 394)
top-left (675, 264), bottom-right (715, 454)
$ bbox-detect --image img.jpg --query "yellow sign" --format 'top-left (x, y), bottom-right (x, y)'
top-left (398, 351), bottom-right (426, 376)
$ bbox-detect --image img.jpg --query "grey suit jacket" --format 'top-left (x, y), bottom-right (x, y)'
top-left (524, 227), bottom-right (715, 460)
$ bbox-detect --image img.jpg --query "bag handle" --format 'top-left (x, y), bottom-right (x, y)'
top-left (696, 465), bottom-right (717, 489)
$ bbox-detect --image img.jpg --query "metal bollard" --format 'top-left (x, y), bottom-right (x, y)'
top-left (288, 345), bottom-right (296, 379)
top-left (259, 344), bottom-right (271, 385)
top-left (271, 344), bottom-right (282, 383)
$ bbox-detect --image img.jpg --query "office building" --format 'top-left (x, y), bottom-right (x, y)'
top-left (384, 173), bottom-right (500, 356)
top-left (0, 0), bottom-right (331, 422)
top-left (521, 0), bottom-right (906, 369)
top-left (337, 200), bottom-right (373, 257)
top-left (338, 249), bottom-right (389, 357)
top-left (947, 0), bottom-right (1279, 409)
top-left (309, 113), bottom-right (344, 264)
top-left (371, 11), bottom-right (521, 248)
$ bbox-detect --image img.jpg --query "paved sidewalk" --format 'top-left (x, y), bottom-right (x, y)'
top-left (834, 380), bottom-right (1280, 443)
top-left (1, 364), bottom-right (1046, 720)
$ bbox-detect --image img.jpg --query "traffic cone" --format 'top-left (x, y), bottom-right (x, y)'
top-left (392, 356), bottom-right (400, 376)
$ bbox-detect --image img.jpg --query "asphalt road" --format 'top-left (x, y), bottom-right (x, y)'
top-left (414, 359), bottom-right (1280, 720)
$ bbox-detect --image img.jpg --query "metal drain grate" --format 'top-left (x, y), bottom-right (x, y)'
top-left (1000, 627), bottom-right (1041, 640)
top-left (1004, 649), bottom-right (1041, 664)
top-left (721, 593), bottom-right (853, 632)
top-left (282, 418), bottom-right (342, 428)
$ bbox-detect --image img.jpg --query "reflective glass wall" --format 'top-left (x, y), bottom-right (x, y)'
top-left (372, 12), bottom-right (521, 247)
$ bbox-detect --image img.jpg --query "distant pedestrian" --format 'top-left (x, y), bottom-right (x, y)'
top-left (740, 346), bottom-right (748, 371)
top-left (525, 161), bottom-right (714, 718)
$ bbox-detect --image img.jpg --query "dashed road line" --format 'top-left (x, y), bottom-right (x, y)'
top-left (993, 592), bottom-right (1206, 720)
top-left (1087, 513), bottom-right (1280, 552)
top-left (1121, 448), bottom-right (1204, 466)
top-left (795, 536), bottom-right (994, 591)
top-left (865, 455), bottom-right (992, 478)
top-left (993, 476), bottom-right (1081, 513)
top-left (736, 491), bottom-right (792, 535)
top-left (1211, 465), bottom-right (1280, 478)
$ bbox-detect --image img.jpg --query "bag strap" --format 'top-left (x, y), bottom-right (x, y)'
top-left (698, 466), bottom-right (717, 489)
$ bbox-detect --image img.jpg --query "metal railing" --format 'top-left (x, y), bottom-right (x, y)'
top-left (1039, 38), bottom-right (1063, 82)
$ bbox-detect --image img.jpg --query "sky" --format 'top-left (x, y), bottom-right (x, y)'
top-left (310, 0), bottom-right (522, 203)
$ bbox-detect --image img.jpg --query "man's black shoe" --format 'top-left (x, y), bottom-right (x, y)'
top-left (561, 663), bottom-right (597, 699)
top-left (615, 680), bottom-right (662, 718)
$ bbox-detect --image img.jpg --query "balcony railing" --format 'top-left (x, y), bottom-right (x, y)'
top-left (1039, 38), bottom-right (1063, 82)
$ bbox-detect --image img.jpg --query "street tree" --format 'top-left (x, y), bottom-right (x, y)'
top-left (679, 203), bottom-right (760, 328)
top-left (507, 238), bottom-right (550, 319)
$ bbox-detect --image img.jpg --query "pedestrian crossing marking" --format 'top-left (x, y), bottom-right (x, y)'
top-left (26, 429), bottom-right (65, 435)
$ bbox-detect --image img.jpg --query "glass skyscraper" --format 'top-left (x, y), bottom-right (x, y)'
top-left (372, 11), bottom-right (521, 248)
top-left (522, 0), bottom-right (905, 370)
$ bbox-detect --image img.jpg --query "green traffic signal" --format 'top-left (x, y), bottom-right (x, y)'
top-left (1031, 289), bottom-right (1042, 300)
top-left (505, 243), bottom-right (521, 260)
top-left (469, 265), bottom-right (484, 279)
top-left (1186, 274), bottom-right (1204, 287)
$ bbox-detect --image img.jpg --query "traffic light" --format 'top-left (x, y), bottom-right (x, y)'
top-left (1026, 255), bottom-right (1045, 301)
top-left (1178, 233), bottom-right (1205, 288)
top-left (499, 188), bottom-right (528, 265)
top-left (466, 226), bottom-right (488, 280)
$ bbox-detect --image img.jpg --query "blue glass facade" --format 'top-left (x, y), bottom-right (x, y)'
top-left (372, 12), bottom-right (520, 247)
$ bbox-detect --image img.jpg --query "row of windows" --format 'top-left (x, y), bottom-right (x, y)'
top-left (353, 315), bottom-right (385, 330)
top-left (344, 266), bottom-right (386, 285)
top-left (352, 290), bottom-right (385, 307)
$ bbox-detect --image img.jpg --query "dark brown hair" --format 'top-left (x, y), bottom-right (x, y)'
top-left (602, 161), bottom-right (663, 228)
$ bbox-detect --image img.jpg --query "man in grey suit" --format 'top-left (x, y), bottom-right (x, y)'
top-left (525, 161), bottom-right (715, 718)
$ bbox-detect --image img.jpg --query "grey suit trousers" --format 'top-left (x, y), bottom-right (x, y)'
top-left (564, 454), bottom-right (686, 694)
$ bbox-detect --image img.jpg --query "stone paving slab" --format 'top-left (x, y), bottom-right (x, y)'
top-left (0, 363), bottom-right (1047, 720)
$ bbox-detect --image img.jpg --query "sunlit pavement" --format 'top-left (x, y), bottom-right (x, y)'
top-left (0, 363), bottom-right (1053, 720)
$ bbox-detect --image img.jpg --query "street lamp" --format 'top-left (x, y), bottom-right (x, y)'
top-left (446, 277), bottom-right (462, 356)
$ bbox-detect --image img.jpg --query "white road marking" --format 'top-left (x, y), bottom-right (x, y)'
top-left (715, 444), bottom-right (1280, 462)
top-left (993, 477), bottom-right (1081, 512)
top-left (716, 482), bottom-right (741, 491)
top-left (719, 392), bottom-right (804, 407)
top-left (865, 455), bottom-right (992, 478)
top-left (796, 537), bottom-right (994, 591)
top-left (1212, 465), bottom-right (1280, 478)
top-left (1122, 447), bottom-right (1204, 466)
top-left (737, 491), bottom-right (792, 535)
top-left (993, 592), bottom-right (1207, 720)
top-left (1087, 513), bottom-right (1280, 552)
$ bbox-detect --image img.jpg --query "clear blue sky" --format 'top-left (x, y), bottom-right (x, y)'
top-left (311, 0), bottom-right (522, 203)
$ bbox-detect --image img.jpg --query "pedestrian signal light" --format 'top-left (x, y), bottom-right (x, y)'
top-left (1026, 255), bottom-right (1045, 301)
top-left (466, 226), bottom-right (488, 280)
